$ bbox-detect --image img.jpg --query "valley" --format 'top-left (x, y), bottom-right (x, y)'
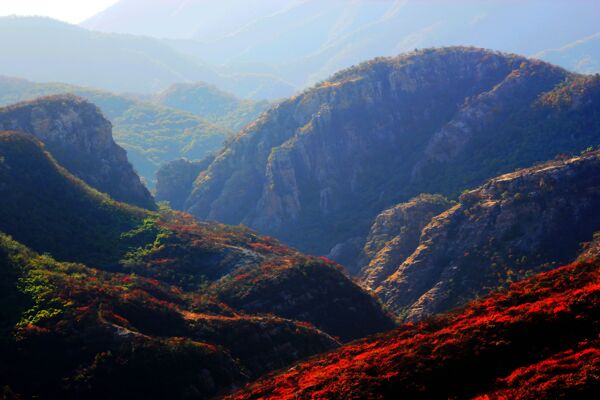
top-left (0, 2), bottom-right (599, 399)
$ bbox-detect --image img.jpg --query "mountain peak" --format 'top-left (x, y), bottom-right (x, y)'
top-left (0, 94), bottom-right (155, 209)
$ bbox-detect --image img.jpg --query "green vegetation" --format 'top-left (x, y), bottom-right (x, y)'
top-left (0, 76), bottom-right (231, 188)
top-left (153, 82), bottom-right (270, 131)
top-left (0, 232), bottom-right (337, 399)
top-left (0, 131), bottom-right (151, 267)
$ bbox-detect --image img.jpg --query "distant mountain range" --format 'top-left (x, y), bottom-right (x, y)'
top-left (83, 0), bottom-right (600, 89)
top-left (3, 2), bottom-right (599, 102)
top-left (0, 16), bottom-right (294, 99)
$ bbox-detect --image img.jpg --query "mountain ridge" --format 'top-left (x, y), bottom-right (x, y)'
top-left (163, 47), bottom-right (600, 265)
top-left (371, 149), bottom-right (600, 320)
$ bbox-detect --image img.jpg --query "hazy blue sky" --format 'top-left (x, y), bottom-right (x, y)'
top-left (0, 0), bottom-right (118, 23)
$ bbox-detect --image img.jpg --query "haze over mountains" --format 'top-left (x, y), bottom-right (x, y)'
top-left (83, 0), bottom-right (600, 90)
top-left (0, 16), bottom-right (293, 99)
top-left (1, 1), bottom-right (600, 398)
top-left (1, 1), bottom-right (599, 103)
top-left (0, 76), bottom-right (269, 188)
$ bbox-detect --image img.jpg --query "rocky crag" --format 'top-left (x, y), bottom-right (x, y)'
top-left (367, 150), bottom-right (600, 321)
top-left (162, 47), bottom-right (600, 262)
top-left (0, 94), bottom-right (155, 209)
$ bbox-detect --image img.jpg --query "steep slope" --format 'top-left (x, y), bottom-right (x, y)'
top-left (373, 150), bottom-right (600, 320)
top-left (0, 130), bottom-right (149, 266)
top-left (0, 130), bottom-right (394, 341)
top-left (228, 259), bottom-right (600, 400)
top-left (152, 82), bottom-right (270, 131)
top-left (0, 233), bottom-right (338, 399)
top-left (0, 75), bottom-right (231, 188)
top-left (0, 95), bottom-right (155, 208)
top-left (179, 48), bottom-right (600, 260)
top-left (358, 194), bottom-right (454, 284)
top-left (579, 232), bottom-right (600, 262)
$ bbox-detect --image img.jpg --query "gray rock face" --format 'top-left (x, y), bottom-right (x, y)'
top-left (0, 94), bottom-right (155, 209)
top-left (374, 151), bottom-right (600, 321)
top-left (359, 194), bottom-right (454, 289)
top-left (172, 47), bottom-right (600, 261)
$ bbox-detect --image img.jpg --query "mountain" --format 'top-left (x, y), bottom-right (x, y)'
top-left (155, 157), bottom-right (215, 210)
top-left (228, 258), bottom-right (600, 399)
top-left (84, 0), bottom-right (600, 88)
top-left (0, 76), bottom-right (231, 188)
top-left (82, 0), bottom-right (290, 41)
top-left (0, 233), bottom-right (338, 399)
top-left (359, 194), bottom-right (455, 285)
top-left (0, 130), bottom-right (151, 266)
top-left (0, 95), bottom-right (155, 208)
top-left (0, 16), bottom-right (294, 99)
top-left (0, 130), bottom-right (393, 339)
top-left (369, 150), bottom-right (600, 320)
top-left (0, 129), bottom-right (396, 397)
top-left (162, 47), bottom-right (600, 263)
top-left (152, 82), bottom-right (270, 131)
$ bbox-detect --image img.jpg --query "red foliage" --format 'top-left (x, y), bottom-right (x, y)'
top-left (228, 260), bottom-right (600, 400)
top-left (318, 256), bottom-right (333, 263)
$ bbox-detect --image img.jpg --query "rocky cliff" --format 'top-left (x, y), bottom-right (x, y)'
top-left (174, 47), bottom-right (600, 261)
top-left (0, 94), bottom-right (155, 209)
top-left (359, 194), bottom-right (454, 286)
top-left (371, 150), bottom-right (600, 321)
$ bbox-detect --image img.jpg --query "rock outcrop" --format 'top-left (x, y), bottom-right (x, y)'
top-left (374, 150), bottom-right (600, 321)
top-left (173, 47), bottom-right (600, 261)
top-left (359, 194), bottom-right (454, 287)
top-left (0, 94), bottom-right (155, 209)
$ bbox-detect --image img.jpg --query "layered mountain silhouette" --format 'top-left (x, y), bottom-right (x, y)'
top-left (84, 0), bottom-right (600, 87)
top-left (0, 97), bottom-right (395, 397)
top-left (159, 47), bottom-right (600, 266)
top-left (2, 33), bottom-right (600, 399)
top-left (0, 16), bottom-right (293, 99)
top-left (0, 76), bottom-right (242, 188)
